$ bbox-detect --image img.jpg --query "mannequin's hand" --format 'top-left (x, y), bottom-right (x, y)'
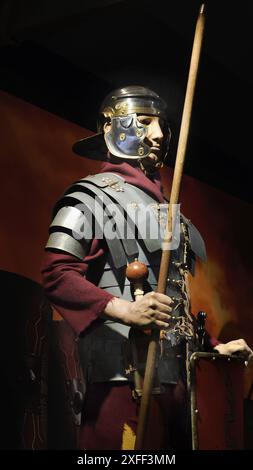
top-left (103, 292), bottom-right (173, 329)
top-left (214, 339), bottom-right (253, 364)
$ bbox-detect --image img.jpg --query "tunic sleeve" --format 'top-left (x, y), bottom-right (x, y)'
top-left (41, 240), bottom-right (114, 335)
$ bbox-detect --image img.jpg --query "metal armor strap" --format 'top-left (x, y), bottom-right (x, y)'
top-left (77, 173), bottom-right (162, 253)
top-left (70, 182), bottom-right (139, 260)
top-left (47, 191), bottom-right (126, 269)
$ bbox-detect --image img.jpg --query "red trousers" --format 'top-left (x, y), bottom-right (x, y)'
top-left (79, 381), bottom-right (190, 450)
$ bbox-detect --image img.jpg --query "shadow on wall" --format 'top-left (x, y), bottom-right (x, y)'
top-left (0, 270), bottom-right (51, 450)
top-left (0, 270), bottom-right (83, 450)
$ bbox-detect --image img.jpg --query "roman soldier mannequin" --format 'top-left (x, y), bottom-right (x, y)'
top-left (41, 86), bottom-right (252, 450)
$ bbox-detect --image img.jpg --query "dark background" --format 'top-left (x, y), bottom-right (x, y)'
top-left (0, 0), bottom-right (252, 202)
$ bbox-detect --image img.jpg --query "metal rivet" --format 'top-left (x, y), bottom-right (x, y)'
top-left (138, 146), bottom-right (144, 156)
top-left (119, 133), bottom-right (126, 141)
top-left (136, 129), bottom-right (143, 137)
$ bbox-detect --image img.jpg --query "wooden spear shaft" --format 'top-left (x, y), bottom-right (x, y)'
top-left (134, 4), bottom-right (206, 450)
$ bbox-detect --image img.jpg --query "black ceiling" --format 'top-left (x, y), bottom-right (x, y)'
top-left (1, 0), bottom-right (252, 202)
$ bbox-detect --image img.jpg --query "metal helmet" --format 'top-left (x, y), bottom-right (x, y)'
top-left (72, 85), bottom-right (171, 162)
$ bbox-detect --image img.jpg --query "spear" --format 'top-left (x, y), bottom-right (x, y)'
top-left (134, 4), bottom-right (206, 450)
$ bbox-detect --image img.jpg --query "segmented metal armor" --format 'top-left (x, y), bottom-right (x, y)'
top-left (46, 172), bottom-right (206, 386)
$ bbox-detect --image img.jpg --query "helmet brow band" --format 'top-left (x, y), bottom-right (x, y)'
top-left (104, 106), bottom-right (165, 118)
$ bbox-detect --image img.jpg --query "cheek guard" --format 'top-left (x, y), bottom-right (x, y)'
top-left (104, 114), bottom-right (171, 162)
top-left (104, 114), bottom-right (150, 160)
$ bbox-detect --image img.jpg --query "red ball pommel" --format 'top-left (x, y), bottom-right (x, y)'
top-left (126, 259), bottom-right (149, 282)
